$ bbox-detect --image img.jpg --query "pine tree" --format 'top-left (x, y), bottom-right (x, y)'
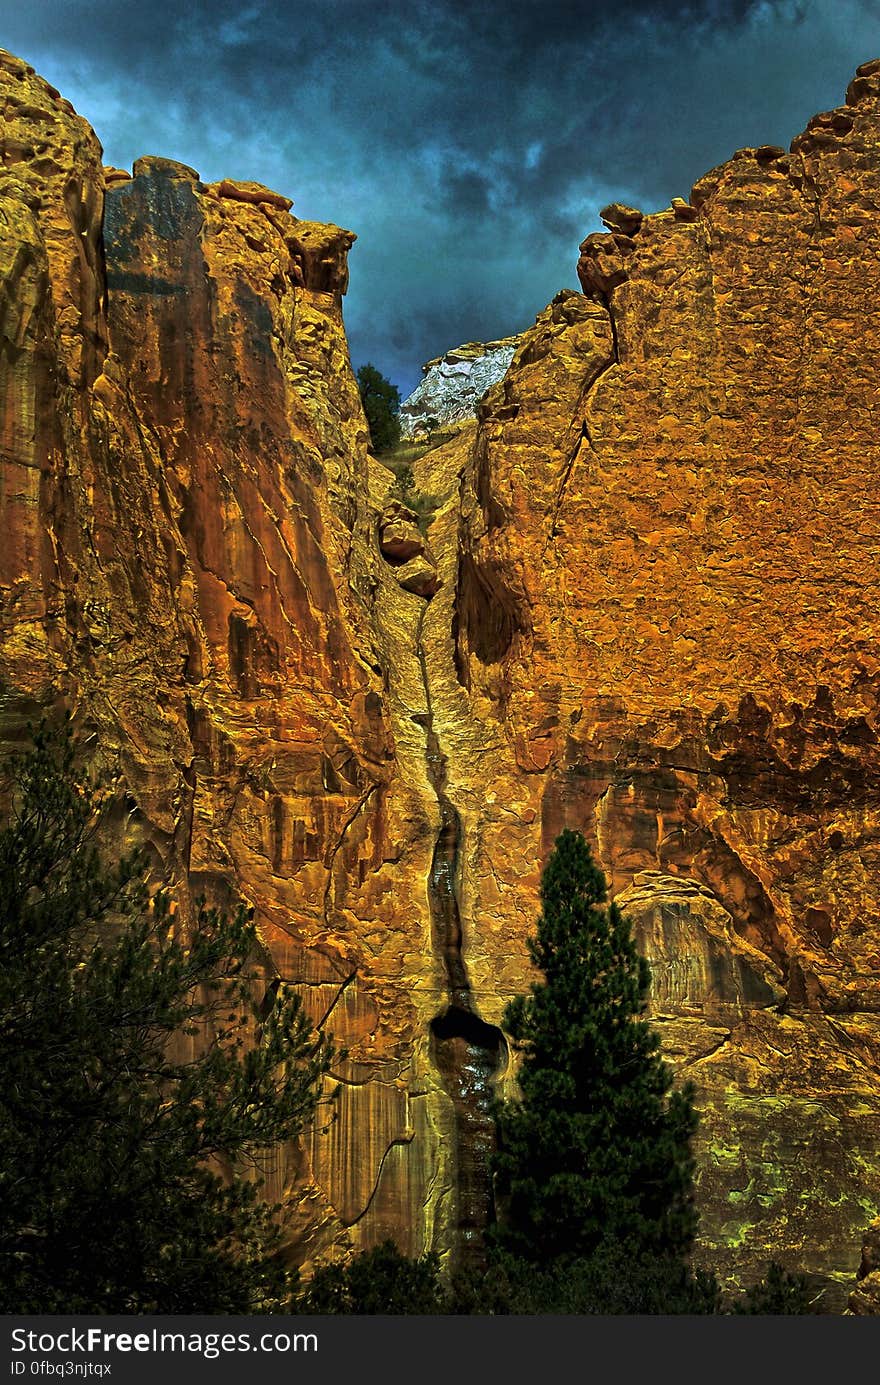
top-left (491, 829), bottom-right (699, 1274)
top-left (0, 721), bottom-right (335, 1313)
top-left (356, 362), bottom-right (401, 453)
top-left (296, 1240), bottom-right (444, 1314)
top-left (734, 1261), bottom-right (815, 1314)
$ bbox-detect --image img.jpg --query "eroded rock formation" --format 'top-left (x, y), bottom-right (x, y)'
top-left (454, 59), bottom-right (880, 1301)
top-left (848, 1218), bottom-right (880, 1312)
top-left (2, 47), bottom-right (880, 1301)
top-left (0, 46), bottom-right (448, 1269)
top-left (398, 337), bottom-right (520, 438)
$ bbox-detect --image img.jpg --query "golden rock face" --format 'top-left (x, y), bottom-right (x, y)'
top-left (0, 47), bottom-right (444, 1269)
top-left (456, 59), bottom-right (880, 1298)
top-left (2, 46), bottom-right (879, 1299)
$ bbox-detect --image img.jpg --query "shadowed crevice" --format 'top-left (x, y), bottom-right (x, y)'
top-left (415, 604), bottom-right (506, 1267)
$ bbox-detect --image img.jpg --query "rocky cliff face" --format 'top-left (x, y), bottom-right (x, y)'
top-left (398, 337), bottom-right (519, 437)
top-left (2, 47), bottom-right (879, 1300)
top-left (0, 47), bottom-right (444, 1267)
top-left (454, 61), bottom-right (880, 1299)
top-left (848, 1218), bottom-right (880, 1312)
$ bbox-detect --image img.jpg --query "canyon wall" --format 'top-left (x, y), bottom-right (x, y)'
top-left (0, 47), bottom-right (451, 1269)
top-left (1, 47), bottom-right (879, 1300)
top-left (454, 62), bottom-right (880, 1298)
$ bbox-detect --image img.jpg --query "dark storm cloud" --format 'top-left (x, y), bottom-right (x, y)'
top-left (5, 1), bottom-right (880, 394)
top-left (441, 168), bottom-right (495, 220)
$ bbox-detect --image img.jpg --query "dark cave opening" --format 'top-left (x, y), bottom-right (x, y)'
top-left (430, 1008), bottom-right (507, 1261)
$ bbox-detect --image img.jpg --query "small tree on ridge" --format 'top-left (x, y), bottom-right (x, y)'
top-left (357, 362), bottom-right (401, 453)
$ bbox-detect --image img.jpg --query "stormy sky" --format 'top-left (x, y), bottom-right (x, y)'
top-left (6, 1), bottom-right (880, 396)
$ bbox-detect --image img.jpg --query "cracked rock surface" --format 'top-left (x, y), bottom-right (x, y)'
top-left (399, 337), bottom-right (520, 438)
top-left (454, 58), bottom-right (880, 1301)
top-left (2, 48), bottom-right (880, 1297)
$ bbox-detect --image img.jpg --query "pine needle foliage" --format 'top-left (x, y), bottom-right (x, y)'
top-left (297, 1240), bottom-right (444, 1314)
top-left (356, 362), bottom-right (401, 453)
top-left (0, 721), bottom-right (335, 1313)
top-left (734, 1261), bottom-right (816, 1314)
top-left (491, 829), bottom-right (699, 1270)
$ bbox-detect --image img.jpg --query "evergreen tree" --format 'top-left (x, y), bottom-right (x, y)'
top-left (491, 829), bottom-right (699, 1275)
top-left (448, 1246), bottom-right (720, 1315)
top-left (734, 1261), bottom-right (816, 1314)
top-left (0, 721), bottom-right (335, 1313)
top-left (356, 362), bottom-right (401, 453)
top-left (296, 1240), bottom-right (444, 1314)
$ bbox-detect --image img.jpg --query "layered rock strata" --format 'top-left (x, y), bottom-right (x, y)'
top-left (3, 46), bottom-right (880, 1299)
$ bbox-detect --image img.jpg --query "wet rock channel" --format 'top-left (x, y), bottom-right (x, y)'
top-left (416, 605), bottom-right (505, 1267)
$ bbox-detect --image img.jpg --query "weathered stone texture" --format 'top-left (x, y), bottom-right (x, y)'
top-left (0, 49), bottom-right (448, 1270)
top-left (399, 337), bottom-right (520, 438)
top-left (848, 1217), bottom-right (880, 1312)
top-left (455, 61), bottom-right (880, 1298)
top-left (3, 47), bottom-right (880, 1298)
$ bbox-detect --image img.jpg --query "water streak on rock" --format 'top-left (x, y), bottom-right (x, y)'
top-left (416, 605), bottom-right (504, 1266)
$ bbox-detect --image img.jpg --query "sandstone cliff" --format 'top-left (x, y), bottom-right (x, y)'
top-left (0, 47), bottom-right (446, 1267)
top-left (2, 47), bottom-right (880, 1301)
top-left (454, 62), bottom-right (880, 1299)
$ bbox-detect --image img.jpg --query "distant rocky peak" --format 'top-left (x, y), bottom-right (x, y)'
top-left (399, 336), bottom-right (520, 438)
